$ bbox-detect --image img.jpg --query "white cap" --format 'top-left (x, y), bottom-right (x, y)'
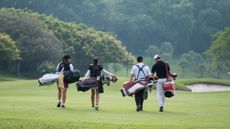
top-left (153, 54), bottom-right (160, 60)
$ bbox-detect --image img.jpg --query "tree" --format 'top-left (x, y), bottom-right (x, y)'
top-left (205, 27), bottom-right (230, 78)
top-left (0, 33), bottom-right (20, 61)
top-left (0, 33), bottom-right (21, 73)
top-left (0, 10), bottom-right (63, 74)
top-left (110, 63), bottom-right (122, 75)
top-left (0, 8), bottom-right (135, 76)
top-left (144, 45), bottom-right (159, 57)
top-left (160, 42), bottom-right (174, 56)
top-left (178, 54), bottom-right (190, 73)
top-left (1, 0), bottom-right (230, 55)
top-left (178, 50), bottom-right (206, 77)
top-left (160, 41), bottom-right (174, 60)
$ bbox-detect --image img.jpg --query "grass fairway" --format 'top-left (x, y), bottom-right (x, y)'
top-left (0, 79), bottom-right (230, 129)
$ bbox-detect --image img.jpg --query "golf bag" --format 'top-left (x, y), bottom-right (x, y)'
top-left (63, 70), bottom-right (80, 83)
top-left (121, 81), bottom-right (147, 96)
top-left (76, 78), bottom-right (99, 92)
top-left (162, 62), bottom-right (177, 98)
top-left (77, 75), bottom-right (118, 92)
top-left (163, 73), bottom-right (177, 98)
top-left (38, 73), bottom-right (61, 86)
top-left (38, 70), bottom-right (80, 86)
top-left (163, 81), bottom-right (176, 98)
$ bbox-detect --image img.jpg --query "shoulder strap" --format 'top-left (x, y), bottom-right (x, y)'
top-left (136, 65), bottom-right (147, 80)
top-left (165, 62), bottom-right (169, 78)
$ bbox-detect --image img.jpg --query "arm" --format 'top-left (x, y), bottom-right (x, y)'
top-left (151, 64), bottom-right (158, 79)
top-left (84, 70), bottom-right (90, 79)
top-left (130, 65), bottom-right (135, 82)
top-left (146, 66), bottom-right (152, 77)
top-left (167, 63), bottom-right (171, 75)
top-left (151, 64), bottom-right (156, 75)
top-left (56, 62), bottom-right (63, 74)
top-left (130, 74), bottom-right (135, 82)
top-left (56, 63), bottom-right (60, 72)
top-left (102, 69), bottom-right (114, 76)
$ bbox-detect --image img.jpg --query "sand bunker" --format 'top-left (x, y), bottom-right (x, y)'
top-left (187, 84), bottom-right (230, 93)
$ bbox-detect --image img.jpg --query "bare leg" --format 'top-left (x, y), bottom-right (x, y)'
top-left (56, 85), bottom-right (62, 107)
top-left (91, 89), bottom-right (95, 107)
top-left (95, 90), bottom-right (100, 106)
top-left (62, 87), bottom-right (67, 105)
top-left (58, 88), bottom-right (61, 102)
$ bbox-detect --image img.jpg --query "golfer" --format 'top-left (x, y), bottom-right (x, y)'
top-left (56, 55), bottom-right (74, 108)
top-left (130, 56), bottom-right (151, 112)
top-left (84, 57), bottom-right (115, 111)
top-left (151, 54), bottom-right (171, 112)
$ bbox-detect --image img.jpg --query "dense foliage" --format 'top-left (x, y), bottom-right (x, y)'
top-left (1, 0), bottom-right (230, 54)
top-left (0, 8), bottom-right (134, 76)
top-left (0, 33), bottom-right (20, 61)
top-left (206, 28), bottom-right (230, 78)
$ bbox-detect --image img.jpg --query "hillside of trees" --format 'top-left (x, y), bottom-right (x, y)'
top-left (1, 0), bottom-right (230, 55)
top-left (0, 8), bottom-right (134, 77)
top-left (0, 1), bottom-right (229, 78)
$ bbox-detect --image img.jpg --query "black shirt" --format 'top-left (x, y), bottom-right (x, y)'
top-left (57, 62), bottom-right (72, 72)
top-left (151, 60), bottom-right (170, 78)
top-left (89, 64), bottom-right (103, 77)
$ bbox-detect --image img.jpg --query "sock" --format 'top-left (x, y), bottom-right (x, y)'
top-left (61, 102), bottom-right (65, 105)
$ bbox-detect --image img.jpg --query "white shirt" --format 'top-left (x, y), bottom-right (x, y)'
top-left (130, 63), bottom-right (151, 81)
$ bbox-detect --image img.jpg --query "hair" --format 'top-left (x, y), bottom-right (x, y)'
top-left (137, 56), bottom-right (143, 63)
top-left (62, 55), bottom-right (71, 61)
top-left (93, 57), bottom-right (98, 65)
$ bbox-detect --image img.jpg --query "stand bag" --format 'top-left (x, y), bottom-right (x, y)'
top-left (163, 63), bottom-right (177, 98)
top-left (76, 78), bottom-right (99, 92)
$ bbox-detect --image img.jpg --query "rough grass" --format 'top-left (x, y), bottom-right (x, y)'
top-left (0, 79), bottom-right (230, 129)
top-left (0, 74), bottom-right (17, 81)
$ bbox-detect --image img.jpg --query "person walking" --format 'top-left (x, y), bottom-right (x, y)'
top-left (56, 55), bottom-right (74, 108)
top-left (151, 54), bottom-right (171, 112)
top-left (130, 56), bottom-right (151, 112)
top-left (84, 57), bottom-right (115, 111)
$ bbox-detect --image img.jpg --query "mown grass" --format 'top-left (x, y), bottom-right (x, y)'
top-left (0, 78), bottom-right (230, 129)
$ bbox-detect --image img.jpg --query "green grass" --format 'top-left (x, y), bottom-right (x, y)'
top-left (0, 74), bottom-right (17, 81)
top-left (0, 78), bottom-right (230, 129)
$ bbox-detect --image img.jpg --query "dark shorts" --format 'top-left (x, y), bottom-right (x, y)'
top-left (98, 81), bottom-right (104, 94)
top-left (64, 80), bottom-right (69, 88)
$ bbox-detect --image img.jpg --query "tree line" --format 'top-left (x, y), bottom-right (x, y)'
top-left (0, 8), bottom-right (134, 77)
top-left (1, 0), bottom-right (230, 55)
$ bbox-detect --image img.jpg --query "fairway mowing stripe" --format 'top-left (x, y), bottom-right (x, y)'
top-left (1, 80), bottom-right (230, 129)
